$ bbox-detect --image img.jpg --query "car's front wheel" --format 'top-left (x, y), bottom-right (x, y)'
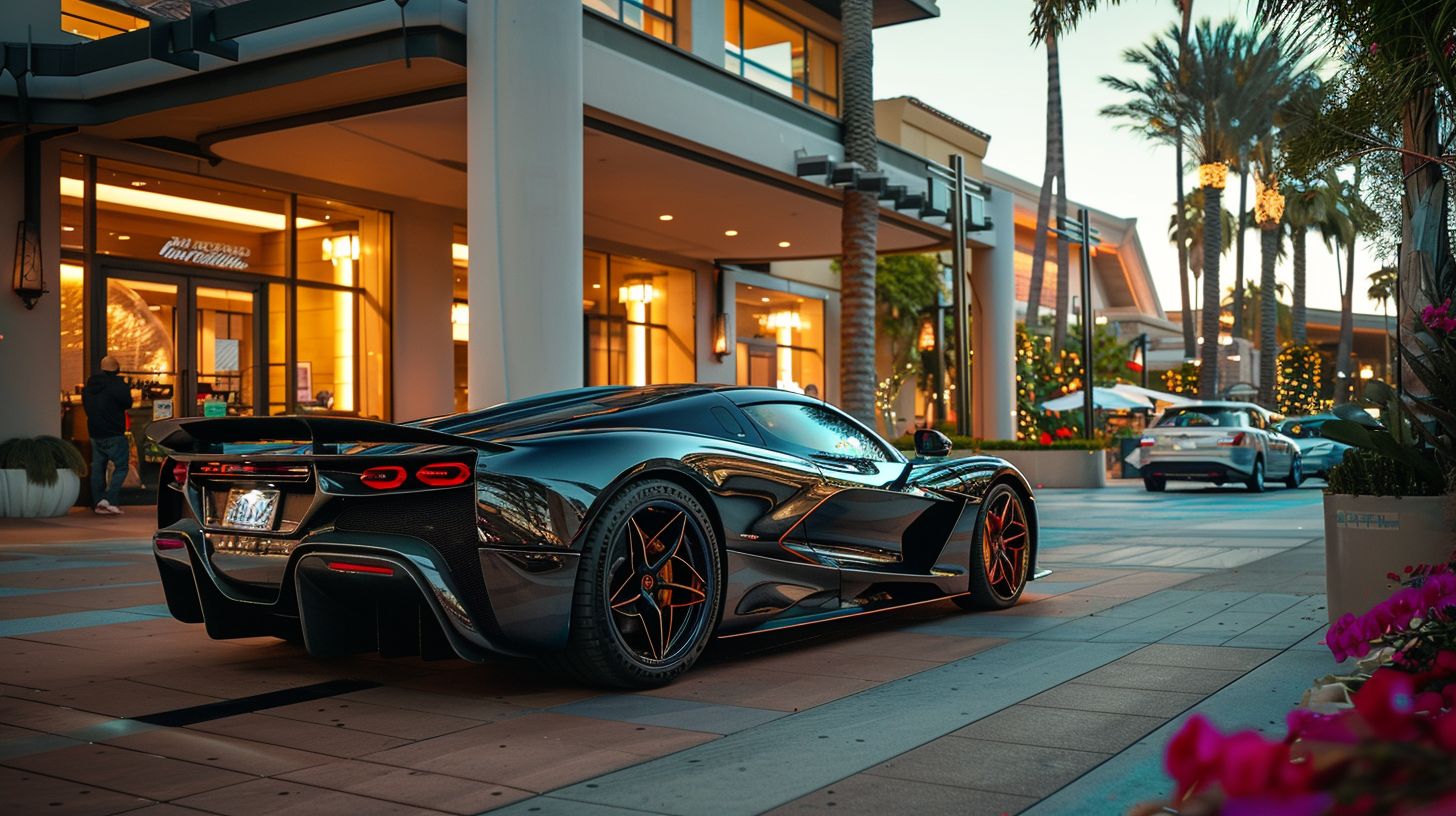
top-left (557, 479), bottom-right (722, 688)
top-left (955, 483), bottom-right (1031, 611)
top-left (1143, 476), bottom-right (1166, 492)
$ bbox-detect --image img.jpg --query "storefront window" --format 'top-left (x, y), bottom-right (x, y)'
top-left (61, 0), bottom-right (148, 40)
top-left (583, 0), bottom-right (675, 44)
top-left (735, 283), bottom-right (824, 394)
top-left (81, 159), bottom-right (287, 277)
top-left (452, 225), bottom-right (469, 412)
top-left (725, 1), bottom-right (839, 115)
top-left (584, 250), bottom-right (695, 386)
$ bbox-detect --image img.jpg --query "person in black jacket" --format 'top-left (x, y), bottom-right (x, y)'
top-left (82, 356), bottom-right (133, 515)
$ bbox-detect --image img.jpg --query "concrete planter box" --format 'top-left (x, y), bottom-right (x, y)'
top-left (954, 448), bottom-right (1107, 489)
top-left (1323, 493), bottom-right (1456, 623)
top-left (0, 469), bottom-right (81, 518)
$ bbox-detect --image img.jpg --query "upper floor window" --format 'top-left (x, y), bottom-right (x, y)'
top-left (62, 0), bottom-right (148, 40)
top-left (725, 1), bottom-right (839, 115)
top-left (584, 0), bottom-right (675, 45)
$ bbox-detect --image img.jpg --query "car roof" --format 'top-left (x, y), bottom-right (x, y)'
top-left (1169, 401), bottom-right (1271, 413)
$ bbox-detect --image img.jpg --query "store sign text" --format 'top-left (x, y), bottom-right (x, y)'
top-left (159, 236), bottom-right (251, 270)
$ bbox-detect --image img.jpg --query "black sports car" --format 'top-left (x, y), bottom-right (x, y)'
top-left (147, 385), bottom-right (1039, 687)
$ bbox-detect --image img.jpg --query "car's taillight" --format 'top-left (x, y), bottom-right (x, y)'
top-left (1139, 436), bottom-right (1156, 447)
top-left (327, 561), bottom-right (394, 576)
top-left (171, 461), bottom-right (189, 485)
top-left (415, 462), bottom-right (471, 487)
top-left (1217, 432), bottom-right (1247, 447)
top-left (360, 465), bottom-right (407, 489)
top-left (196, 462), bottom-right (310, 478)
top-left (155, 536), bottom-right (187, 551)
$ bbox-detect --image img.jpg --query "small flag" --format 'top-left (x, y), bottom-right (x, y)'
top-left (1127, 343), bottom-right (1145, 373)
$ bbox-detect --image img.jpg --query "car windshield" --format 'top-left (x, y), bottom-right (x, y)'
top-left (1156, 408), bottom-right (1248, 428)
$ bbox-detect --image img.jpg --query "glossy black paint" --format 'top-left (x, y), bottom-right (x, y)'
top-left (147, 385), bottom-right (1038, 664)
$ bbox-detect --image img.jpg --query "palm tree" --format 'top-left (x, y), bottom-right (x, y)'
top-left (1100, 6), bottom-right (1195, 358)
top-left (1028, 1), bottom-right (1128, 352)
top-left (1319, 160), bottom-right (1378, 403)
top-left (1253, 167), bottom-right (1286, 406)
top-left (1280, 171), bottom-right (1336, 344)
top-left (1230, 152), bottom-right (1251, 338)
top-left (1228, 280), bottom-right (1291, 347)
top-left (838, 0), bottom-right (878, 426)
top-left (1168, 188), bottom-right (1234, 286)
top-left (1368, 264), bottom-right (1398, 378)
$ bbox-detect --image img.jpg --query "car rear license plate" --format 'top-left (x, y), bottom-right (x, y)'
top-left (222, 488), bottom-right (281, 531)
top-left (1173, 441), bottom-right (1195, 451)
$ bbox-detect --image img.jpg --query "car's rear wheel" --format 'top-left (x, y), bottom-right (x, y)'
top-left (1245, 457), bottom-right (1265, 493)
top-left (557, 480), bottom-right (722, 688)
top-left (1285, 455), bottom-right (1303, 489)
top-left (1143, 476), bottom-right (1166, 492)
top-left (955, 483), bottom-right (1030, 611)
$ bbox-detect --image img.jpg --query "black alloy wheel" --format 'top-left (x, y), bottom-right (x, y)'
top-left (1144, 475), bottom-right (1166, 492)
top-left (1245, 457), bottom-right (1265, 493)
top-left (558, 480), bottom-right (721, 688)
top-left (956, 483), bottom-right (1031, 611)
top-left (1285, 456), bottom-right (1303, 489)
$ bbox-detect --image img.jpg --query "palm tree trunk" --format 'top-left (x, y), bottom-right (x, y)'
top-left (1291, 228), bottom-right (1307, 344)
top-left (1258, 226), bottom-right (1279, 406)
top-left (1231, 168), bottom-right (1248, 338)
top-left (838, 0), bottom-right (878, 425)
top-left (1198, 185), bottom-right (1223, 398)
top-left (1175, 143), bottom-right (1195, 359)
top-left (1335, 159), bottom-right (1362, 404)
top-left (1027, 32), bottom-right (1060, 332)
top-left (1052, 165), bottom-right (1071, 353)
top-left (1174, 0), bottom-right (1195, 360)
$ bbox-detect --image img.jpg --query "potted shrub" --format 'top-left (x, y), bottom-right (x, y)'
top-left (0, 436), bottom-right (87, 518)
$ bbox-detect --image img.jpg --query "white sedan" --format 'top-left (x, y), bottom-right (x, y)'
top-left (1136, 401), bottom-right (1302, 492)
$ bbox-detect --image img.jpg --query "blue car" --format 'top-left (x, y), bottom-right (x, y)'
top-left (1273, 415), bottom-right (1352, 479)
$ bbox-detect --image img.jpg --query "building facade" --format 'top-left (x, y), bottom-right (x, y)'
top-left (5, 0), bottom-right (1042, 496)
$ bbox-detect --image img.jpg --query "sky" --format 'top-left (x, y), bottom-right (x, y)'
top-left (872, 0), bottom-right (1387, 318)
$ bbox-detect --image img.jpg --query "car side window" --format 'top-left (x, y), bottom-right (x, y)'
top-left (1246, 411), bottom-right (1265, 430)
top-left (740, 403), bottom-right (891, 463)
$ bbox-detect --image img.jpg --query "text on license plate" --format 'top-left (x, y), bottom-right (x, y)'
top-left (1172, 441), bottom-right (1195, 450)
top-left (223, 488), bottom-right (281, 531)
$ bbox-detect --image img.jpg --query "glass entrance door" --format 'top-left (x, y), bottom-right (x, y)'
top-left (193, 284), bottom-right (257, 416)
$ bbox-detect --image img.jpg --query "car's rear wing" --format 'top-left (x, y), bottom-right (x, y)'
top-left (147, 416), bottom-right (508, 454)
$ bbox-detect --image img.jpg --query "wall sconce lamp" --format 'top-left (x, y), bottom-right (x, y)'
top-left (713, 313), bottom-right (729, 358)
top-left (12, 221), bottom-right (44, 310)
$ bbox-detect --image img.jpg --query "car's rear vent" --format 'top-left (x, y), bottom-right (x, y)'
top-left (333, 489), bottom-right (494, 629)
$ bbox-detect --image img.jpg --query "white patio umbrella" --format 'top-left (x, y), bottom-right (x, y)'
top-left (1040, 387), bottom-right (1153, 412)
top-left (1109, 383), bottom-right (1195, 407)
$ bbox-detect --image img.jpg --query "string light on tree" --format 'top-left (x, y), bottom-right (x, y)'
top-left (1275, 344), bottom-right (1324, 417)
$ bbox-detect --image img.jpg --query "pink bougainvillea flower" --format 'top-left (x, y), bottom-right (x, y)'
top-left (1223, 793), bottom-right (1332, 816)
top-left (1353, 668), bottom-right (1418, 741)
top-left (1165, 714), bottom-right (1225, 798)
top-left (1287, 708), bottom-right (1358, 744)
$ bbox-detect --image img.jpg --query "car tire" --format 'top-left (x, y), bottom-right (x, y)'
top-left (1143, 476), bottom-right (1166, 492)
top-left (1285, 456), bottom-right (1303, 489)
top-left (955, 483), bottom-right (1031, 611)
top-left (1245, 456), bottom-right (1265, 493)
top-left (555, 479), bottom-right (723, 688)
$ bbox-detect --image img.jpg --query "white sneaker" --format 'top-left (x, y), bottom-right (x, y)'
top-left (106, 503), bottom-right (124, 515)
top-left (94, 500), bottom-right (113, 515)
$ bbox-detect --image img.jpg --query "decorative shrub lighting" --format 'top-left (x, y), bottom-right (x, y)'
top-left (1254, 180), bottom-right (1286, 227)
top-left (1197, 162), bottom-right (1228, 190)
top-left (1275, 344), bottom-right (1324, 417)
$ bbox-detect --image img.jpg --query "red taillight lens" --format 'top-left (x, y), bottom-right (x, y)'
top-left (326, 561), bottom-right (394, 576)
top-left (155, 536), bottom-right (187, 551)
top-left (171, 461), bottom-right (189, 485)
top-left (1138, 436), bottom-right (1156, 447)
top-left (1217, 432), bottom-right (1247, 447)
top-left (415, 462), bottom-right (471, 487)
top-left (196, 462), bottom-right (310, 478)
top-left (360, 465), bottom-right (407, 489)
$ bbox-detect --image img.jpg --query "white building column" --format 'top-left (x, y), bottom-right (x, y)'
top-left (0, 136), bottom-right (62, 438)
top-left (687, 0), bottom-right (726, 67)
top-left (971, 186), bottom-right (1017, 440)
top-left (466, 0), bottom-right (583, 409)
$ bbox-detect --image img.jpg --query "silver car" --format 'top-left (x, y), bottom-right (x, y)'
top-left (1273, 414), bottom-right (1352, 478)
top-left (1137, 401), bottom-right (1302, 492)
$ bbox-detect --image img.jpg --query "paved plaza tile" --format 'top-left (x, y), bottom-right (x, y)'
top-left (0, 482), bottom-right (1334, 814)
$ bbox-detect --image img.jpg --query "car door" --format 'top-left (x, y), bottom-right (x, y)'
top-left (1248, 409), bottom-right (1291, 475)
top-left (736, 401), bottom-right (954, 572)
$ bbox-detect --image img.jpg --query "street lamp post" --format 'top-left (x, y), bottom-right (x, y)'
top-left (1053, 209), bottom-right (1101, 440)
top-left (949, 154), bottom-right (972, 437)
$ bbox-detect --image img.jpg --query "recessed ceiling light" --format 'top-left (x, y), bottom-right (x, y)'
top-left (61, 225), bottom-right (75, 232)
top-left (130, 180), bottom-right (147, 188)
top-left (658, 214), bottom-right (674, 221)
top-left (592, 283), bottom-right (601, 289)
top-left (117, 235), bottom-right (131, 240)
top-left (777, 241), bottom-right (791, 248)
top-left (724, 229), bottom-right (739, 237)
top-left (761, 297), bottom-right (770, 303)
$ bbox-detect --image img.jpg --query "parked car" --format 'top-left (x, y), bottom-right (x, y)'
top-left (1138, 401), bottom-right (1302, 492)
top-left (1273, 414), bottom-right (1353, 479)
top-left (145, 385), bottom-right (1040, 688)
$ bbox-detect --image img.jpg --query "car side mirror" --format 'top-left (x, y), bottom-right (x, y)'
top-left (914, 429), bottom-right (952, 459)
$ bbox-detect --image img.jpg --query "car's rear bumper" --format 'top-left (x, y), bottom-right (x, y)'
top-left (1141, 449), bottom-right (1255, 482)
top-left (153, 521), bottom-right (578, 661)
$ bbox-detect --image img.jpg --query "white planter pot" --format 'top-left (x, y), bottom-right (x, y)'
top-left (954, 448), bottom-right (1107, 489)
top-left (0, 469), bottom-right (82, 518)
top-left (1323, 493), bottom-right (1456, 623)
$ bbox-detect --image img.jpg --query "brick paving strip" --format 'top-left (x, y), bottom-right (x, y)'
top-left (0, 485), bottom-right (1332, 815)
